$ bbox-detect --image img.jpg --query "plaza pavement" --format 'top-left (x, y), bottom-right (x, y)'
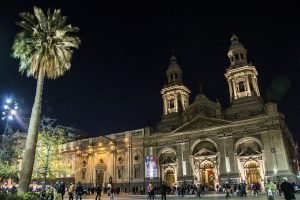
top-left (65, 192), bottom-right (300, 200)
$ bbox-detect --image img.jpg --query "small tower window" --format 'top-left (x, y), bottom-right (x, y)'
top-left (171, 74), bottom-right (174, 80)
top-left (230, 56), bottom-right (234, 62)
top-left (235, 54), bottom-right (239, 60)
top-left (175, 73), bottom-right (178, 79)
top-left (169, 99), bottom-right (175, 108)
top-left (240, 53), bottom-right (244, 60)
top-left (238, 81), bottom-right (246, 92)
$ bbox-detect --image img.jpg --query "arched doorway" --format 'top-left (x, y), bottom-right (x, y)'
top-left (96, 170), bottom-right (104, 187)
top-left (191, 140), bottom-right (219, 190)
top-left (235, 138), bottom-right (264, 188)
top-left (165, 169), bottom-right (175, 187)
top-left (200, 160), bottom-right (215, 191)
top-left (158, 148), bottom-right (177, 186)
top-left (244, 160), bottom-right (261, 186)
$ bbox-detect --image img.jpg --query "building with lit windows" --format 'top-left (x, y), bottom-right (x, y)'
top-left (60, 35), bottom-right (299, 191)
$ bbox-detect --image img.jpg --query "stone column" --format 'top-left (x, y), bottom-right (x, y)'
top-left (163, 96), bottom-right (168, 115)
top-left (232, 79), bottom-right (238, 99)
top-left (246, 75), bottom-right (251, 96)
top-left (227, 78), bottom-right (233, 101)
top-left (177, 142), bottom-right (193, 184)
top-left (174, 93), bottom-right (178, 112)
top-left (253, 76), bottom-right (260, 96)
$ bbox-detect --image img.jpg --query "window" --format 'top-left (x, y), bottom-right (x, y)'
top-left (174, 73), bottom-right (178, 79)
top-left (134, 164), bottom-right (140, 178)
top-left (134, 154), bottom-right (140, 161)
top-left (118, 166), bottom-right (123, 179)
top-left (82, 169), bottom-right (86, 179)
top-left (169, 99), bottom-right (175, 108)
top-left (235, 54), bottom-right (239, 60)
top-left (240, 53), bottom-right (244, 60)
top-left (171, 74), bottom-right (174, 80)
top-left (238, 81), bottom-right (246, 92)
top-left (230, 56), bottom-right (234, 62)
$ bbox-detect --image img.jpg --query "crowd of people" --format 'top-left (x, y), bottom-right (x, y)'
top-left (0, 177), bottom-right (298, 200)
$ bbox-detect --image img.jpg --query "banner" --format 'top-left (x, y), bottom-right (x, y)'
top-left (145, 155), bottom-right (158, 179)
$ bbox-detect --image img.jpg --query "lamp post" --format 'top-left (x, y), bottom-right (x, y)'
top-left (1, 98), bottom-right (18, 135)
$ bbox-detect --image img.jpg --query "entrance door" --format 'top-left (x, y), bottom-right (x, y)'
top-left (244, 161), bottom-right (261, 186)
top-left (96, 170), bottom-right (104, 187)
top-left (201, 168), bottom-right (215, 191)
top-left (165, 170), bottom-right (175, 187)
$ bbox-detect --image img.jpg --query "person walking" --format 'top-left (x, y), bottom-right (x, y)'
top-left (196, 184), bottom-right (201, 198)
top-left (68, 183), bottom-right (75, 200)
top-left (95, 184), bottom-right (102, 200)
top-left (161, 182), bottom-right (167, 200)
top-left (225, 182), bottom-right (231, 199)
top-left (54, 179), bottom-right (63, 200)
top-left (265, 179), bottom-right (276, 200)
top-left (107, 187), bottom-right (114, 200)
top-left (61, 181), bottom-right (66, 200)
top-left (75, 182), bottom-right (83, 200)
top-left (281, 177), bottom-right (296, 200)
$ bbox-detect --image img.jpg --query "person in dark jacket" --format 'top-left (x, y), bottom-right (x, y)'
top-left (95, 185), bottom-right (102, 200)
top-left (280, 177), bottom-right (295, 200)
top-left (161, 182), bottom-right (167, 200)
top-left (75, 182), bottom-right (83, 200)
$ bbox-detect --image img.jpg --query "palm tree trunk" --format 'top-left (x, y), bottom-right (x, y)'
top-left (18, 70), bottom-right (45, 196)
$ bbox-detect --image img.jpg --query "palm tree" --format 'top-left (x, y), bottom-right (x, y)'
top-left (12, 6), bottom-right (80, 195)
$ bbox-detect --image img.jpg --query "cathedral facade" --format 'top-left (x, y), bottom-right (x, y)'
top-left (60, 35), bottom-right (299, 191)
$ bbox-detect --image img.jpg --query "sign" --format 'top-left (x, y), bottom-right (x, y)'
top-left (145, 155), bottom-right (158, 179)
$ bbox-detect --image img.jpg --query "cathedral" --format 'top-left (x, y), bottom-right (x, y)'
top-left (60, 35), bottom-right (299, 191)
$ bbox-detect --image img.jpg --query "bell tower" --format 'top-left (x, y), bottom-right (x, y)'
top-left (225, 35), bottom-right (261, 102)
top-left (161, 55), bottom-right (190, 115)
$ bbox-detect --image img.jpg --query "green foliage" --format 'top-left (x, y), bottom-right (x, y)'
top-left (12, 6), bottom-right (81, 80)
top-left (0, 163), bottom-right (18, 180)
top-left (0, 133), bottom-right (19, 165)
top-left (0, 131), bottom-right (19, 182)
top-left (22, 192), bottom-right (39, 200)
top-left (0, 192), bottom-right (23, 200)
top-left (32, 128), bottom-right (73, 180)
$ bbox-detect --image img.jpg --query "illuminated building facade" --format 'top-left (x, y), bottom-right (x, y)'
top-left (60, 35), bottom-right (299, 190)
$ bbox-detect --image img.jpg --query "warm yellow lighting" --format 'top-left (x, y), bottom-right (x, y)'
top-left (99, 142), bottom-right (103, 146)
top-left (124, 138), bottom-right (129, 142)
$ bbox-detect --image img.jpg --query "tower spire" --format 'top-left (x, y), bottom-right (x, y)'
top-left (225, 35), bottom-right (261, 101)
top-left (166, 54), bottom-right (183, 85)
top-left (161, 54), bottom-right (190, 115)
top-left (227, 34), bottom-right (248, 69)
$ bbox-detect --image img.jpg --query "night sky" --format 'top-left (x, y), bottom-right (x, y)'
top-left (0, 1), bottom-right (300, 142)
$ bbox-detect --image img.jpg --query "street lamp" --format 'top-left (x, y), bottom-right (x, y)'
top-left (1, 98), bottom-right (18, 134)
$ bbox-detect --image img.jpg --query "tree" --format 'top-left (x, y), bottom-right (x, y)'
top-left (0, 129), bottom-right (19, 184)
top-left (12, 7), bottom-right (80, 195)
top-left (32, 120), bottom-right (73, 189)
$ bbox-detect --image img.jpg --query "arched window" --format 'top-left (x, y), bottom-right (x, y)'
top-left (169, 99), bottom-right (175, 108)
top-left (238, 81), bottom-right (246, 92)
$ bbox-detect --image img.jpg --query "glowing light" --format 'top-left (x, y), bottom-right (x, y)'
top-left (3, 105), bottom-right (9, 109)
top-left (11, 110), bottom-right (16, 115)
top-left (6, 99), bottom-right (11, 104)
top-left (8, 115), bottom-right (13, 120)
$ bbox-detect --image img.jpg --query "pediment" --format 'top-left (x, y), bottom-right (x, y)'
top-left (238, 147), bottom-right (261, 156)
top-left (194, 148), bottom-right (216, 157)
top-left (172, 116), bottom-right (231, 133)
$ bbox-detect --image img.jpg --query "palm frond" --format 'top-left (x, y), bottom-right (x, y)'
top-left (12, 6), bottom-right (81, 79)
